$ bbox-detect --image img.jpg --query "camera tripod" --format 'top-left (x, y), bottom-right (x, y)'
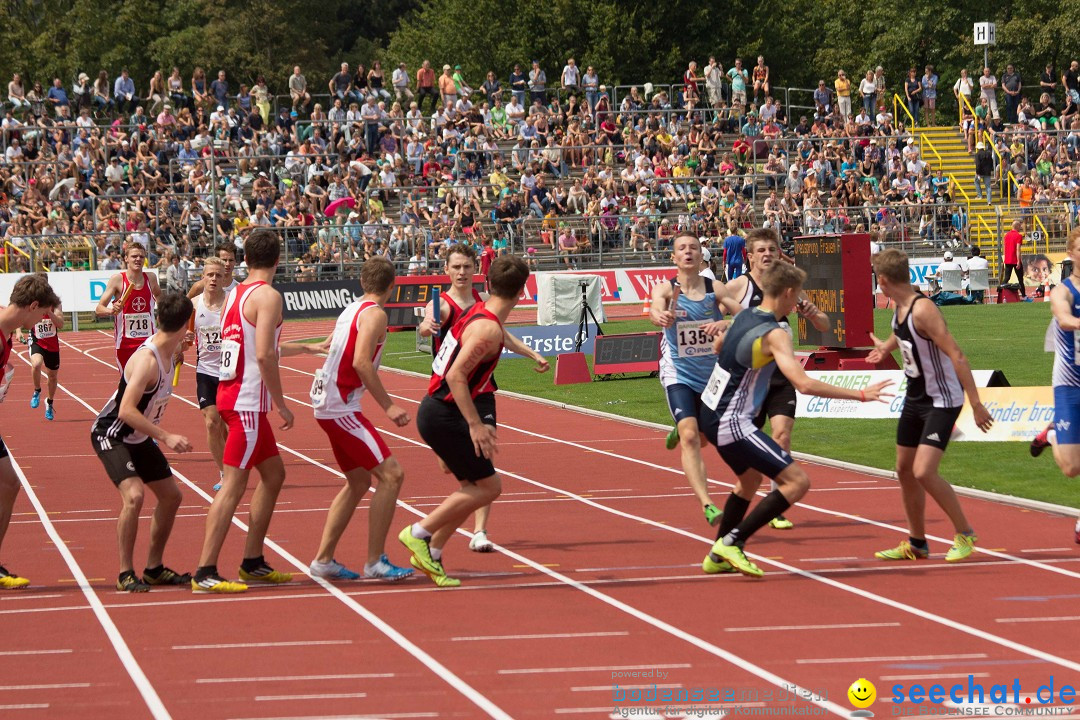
top-left (574, 280), bottom-right (604, 352)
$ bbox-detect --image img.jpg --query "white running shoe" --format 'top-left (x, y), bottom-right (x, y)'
top-left (469, 530), bottom-right (494, 553)
top-left (309, 559), bottom-right (360, 580)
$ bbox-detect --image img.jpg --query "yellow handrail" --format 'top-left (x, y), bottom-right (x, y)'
top-left (958, 92), bottom-right (1021, 205)
top-left (1032, 213), bottom-right (1050, 254)
top-left (4, 241), bottom-right (30, 273)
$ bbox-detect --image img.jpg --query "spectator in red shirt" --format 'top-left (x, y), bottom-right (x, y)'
top-left (479, 238), bottom-right (495, 275)
top-left (1001, 219), bottom-right (1028, 299)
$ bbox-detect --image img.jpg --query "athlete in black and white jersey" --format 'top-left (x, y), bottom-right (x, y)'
top-left (722, 229), bottom-right (830, 530)
top-left (868, 249), bottom-right (993, 563)
top-left (91, 293), bottom-right (195, 592)
top-left (702, 261), bottom-right (892, 577)
top-left (188, 257), bottom-right (230, 491)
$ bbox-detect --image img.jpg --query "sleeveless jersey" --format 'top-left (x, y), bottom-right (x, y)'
top-left (434, 289), bottom-right (483, 355)
top-left (428, 302), bottom-right (503, 402)
top-left (710, 307), bottom-right (783, 444)
top-left (1052, 277), bottom-right (1080, 388)
top-left (311, 299), bottom-right (385, 419)
top-left (892, 295), bottom-right (963, 408)
top-left (739, 274), bottom-right (765, 310)
top-left (193, 293), bottom-right (224, 377)
top-left (92, 340), bottom-right (171, 444)
top-left (217, 281), bottom-right (282, 412)
top-left (114, 273), bottom-right (156, 353)
top-left (659, 278), bottom-right (721, 392)
top-left (30, 313), bottom-right (59, 352)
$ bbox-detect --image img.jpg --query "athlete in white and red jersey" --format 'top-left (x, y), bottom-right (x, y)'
top-left (187, 256), bottom-right (229, 491)
top-left (0, 274), bottom-right (62, 589)
top-left (307, 258), bottom-right (413, 582)
top-left (95, 243), bottom-right (161, 372)
top-left (193, 229), bottom-right (319, 595)
top-left (18, 303), bottom-right (64, 420)
top-left (399, 255), bottom-right (532, 588)
top-left (416, 243), bottom-right (548, 552)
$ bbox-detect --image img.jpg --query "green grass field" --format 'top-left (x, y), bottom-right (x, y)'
top-left (377, 301), bottom-right (1080, 511)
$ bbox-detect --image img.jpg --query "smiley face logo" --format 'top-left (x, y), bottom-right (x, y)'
top-left (848, 678), bottom-right (876, 711)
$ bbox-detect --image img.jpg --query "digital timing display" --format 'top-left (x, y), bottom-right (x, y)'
top-left (793, 235), bottom-right (848, 347)
top-left (594, 333), bottom-right (661, 365)
top-left (389, 279), bottom-right (487, 306)
top-left (385, 305), bottom-right (421, 329)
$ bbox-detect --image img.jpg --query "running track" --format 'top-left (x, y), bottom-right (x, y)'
top-left (0, 325), bottom-right (1078, 720)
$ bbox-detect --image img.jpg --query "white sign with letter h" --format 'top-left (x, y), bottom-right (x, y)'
top-left (974, 22), bottom-right (996, 46)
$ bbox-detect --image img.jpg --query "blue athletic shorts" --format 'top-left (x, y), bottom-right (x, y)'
top-left (715, 429), bottom-right (794, 479)
top-left (1054, 386), bottom-right (1080, 445)
top-left (664, 383), bottom-right (718, 438)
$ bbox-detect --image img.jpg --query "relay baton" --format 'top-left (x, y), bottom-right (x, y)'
top-left (432, 287), bottom-right (441, 326)
top-left (669, 284), bottom-right (680, 312)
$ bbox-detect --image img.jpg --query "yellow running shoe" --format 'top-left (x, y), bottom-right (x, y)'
top-left (398, 525), bottom-right (440, 575)
top-left (409, 556), bottom-right (460, 588)
top-left (768, 515), bottom-right (794, 530)
top-left (875, 540), bottom-right (930, 561)
top-left (238, 563), bottom-right (293, 584)
top-left (191, 574), bottom-right (248, 594)
top-left (701, 554), bottom-right (736, 574)
top-left (0, 565), bottom-right (29, 589)
top-left (708, 541), bottom-right (764, 578)
top-left (945, 533), bottom-right (977, 562)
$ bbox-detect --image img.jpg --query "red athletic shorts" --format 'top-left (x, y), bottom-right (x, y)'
top-left (316, 412), bottom-right (391, 472)
top-left (116, 343), bottom-right (141, 372)
top-left (220, 409), bottom-right (279, 470)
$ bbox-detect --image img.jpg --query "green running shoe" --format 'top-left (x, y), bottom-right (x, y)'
top-left (665, 426), bottom-right (680, 450)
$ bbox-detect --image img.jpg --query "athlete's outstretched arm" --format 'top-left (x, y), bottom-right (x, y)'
top-left (117, 352), bottom-right (191, 453)
top-left (768, 328), bottom-right (892, 402)
top-left (252, 287), bottom-right (293, 429)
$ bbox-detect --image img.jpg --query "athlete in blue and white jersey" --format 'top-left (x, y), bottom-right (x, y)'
top-left (650, 234), bottom-right (739, 525)
top-left (701, 261), bottom-right (892, 577)
top-left (1030, 230), bottom-right (1080, 543)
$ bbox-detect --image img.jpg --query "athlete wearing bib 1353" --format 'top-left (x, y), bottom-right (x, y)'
top-left (660, 277), bottom-right (721, 433)
top-left (1050, 276), bottom-right (1080, 446)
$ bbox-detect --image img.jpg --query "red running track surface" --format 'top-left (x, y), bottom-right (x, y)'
top-left (0, 326), bottom-right (1077, 720)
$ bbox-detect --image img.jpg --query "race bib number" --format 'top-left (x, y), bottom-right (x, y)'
top-left (898, 339), bottom-right (920, 377)
top-left (675, 319), bottom-right (714, 358)
top-left (432, 332), bottom-right (458, 377)
top-left (219, 339), bottom-right (241, 381)
top-left (147, 396), bottom-right (170, 426)
top-left (124, 313), bottom-right (152, 339)
top-left (200, 326), bottom-right (222, 354)
top-left (34, 320), bottom-right (56, 339)
top-left (310, 368), bottom-right (328, 408)
top-left (700, 363), bottom-right (732, 411)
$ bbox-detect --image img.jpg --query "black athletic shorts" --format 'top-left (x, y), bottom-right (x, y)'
top-left (0, 434), bottom-right (7, 460)
top-left (753, 373), bottom-right (797, 428)
top-left (92, 434), bottom-right (172, 486)
top-left (30, 345), bottom-right (60, 371)
top-left (416, 393), bottom-right (497, 482)
top-left (716, 429), bottom-right (795, 479)
top-left (196, 372), bottom-right (219, 410)
top-left (896, 400), bottom-right (962, 451)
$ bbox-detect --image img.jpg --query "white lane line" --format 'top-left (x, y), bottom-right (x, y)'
top-left (571, 684), bottom-right (682, 692)
top-left (0, 649), bottom-right (72, 656)
top-left (803, 557), bottom-right (859, 562)
top-left (880, 673), bottom-right (991, 681)
top-left (553, 709), bottom-right (629, 716)
top-left (499, 663), bottom-right (691, 675)
top-left (725, 622), bottom-right (901, 633)
top-left (0, 705), bottom-right (49, 711)
top-left (225, 714), bottom-right (438, 720)
top-left (197, 673), bottom-right (394, 684)
top-left (274, 397), bottom-right (851, 717)
top-left (255, 693), bottom-right (366, 701)
top-left (995, 616), bottom-right (1080, 623)
top-left (6, 451), bottom-right (171, 720)
top-left (796, 653), bottom-right (987, 664)
top-left (173, 640), bottom-right (351, 650)
top-left (0, 594), bottom-right (62, 602)
top-left (1021, 548), bottom-right (1072, 553)
top-left (0, 683), bottom-right (92, 690)
top-left (54, 339), bottom-right (515, 720)
top-left (451, 631), bottom-right (629, 641)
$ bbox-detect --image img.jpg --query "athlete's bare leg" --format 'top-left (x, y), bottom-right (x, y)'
top-left (425, 475), bottom-right (501, 551)
top-left (0, 458), bottom-right (21, 557)
top-left (200, 406), bottom-right (226, 472)
top-left (144, 477), bottom-right (183, 569)
top-left (243, 455), bottom-right (286, 560)
top-left (198, 464), bottom-right (252, 567)
top-left (116, 476), bottom-right (145, 574)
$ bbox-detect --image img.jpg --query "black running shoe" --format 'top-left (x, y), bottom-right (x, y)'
top-left (143, 566), bottom-right (192, 586)
top-left (117, 571), bottom-right (150, 593)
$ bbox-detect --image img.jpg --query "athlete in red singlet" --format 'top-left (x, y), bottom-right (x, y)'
top-left (95, 243), bottom-right (161, 372)
top-left (17, 300), bottom-right (64, 421)
top-left (399, 256), bottom-right (531, 587)
top-left (0, 274), bottom-right (62, 588)
top-left (192, 229), bottom-right (321, 594)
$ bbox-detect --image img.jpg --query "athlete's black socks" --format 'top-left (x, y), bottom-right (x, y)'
top-left (909, 537), bottom-right (929, 551)
top-left (240, 555), bottom-right (265, 573)
top-left (724, 490), bottom-right (792, 547)
top-left (143, 564), bottom-right (164, 579)
top-left (194, 565), bottom-right (218, 581)
top-left (716, 493), bottom-right (751, 540)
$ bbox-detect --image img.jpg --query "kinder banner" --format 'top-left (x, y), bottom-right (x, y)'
top-left (502, 323), bottom-right (600, 358)
top-left (795, 370), bottom-right (1000, 419)
top-left (0, 270), bottom-right (161, 312)
top-left (952, 386), bottom-right (1055, 442)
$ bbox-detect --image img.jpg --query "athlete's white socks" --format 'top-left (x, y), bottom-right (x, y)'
top-left (411, 523), bottom-right (432, 540)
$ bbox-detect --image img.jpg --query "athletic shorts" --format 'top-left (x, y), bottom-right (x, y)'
top-left (896, 400), bottom-right (962, 450)
top-left (220, 409), bottom-right (279, 470)
top-left (116, 343), bottom-right (141, 372)
top-left (715, 429), bottom-right (794, 479)
top-left (416, 393), bottom-right (496, 483)
top-left (30, 345), bottom-right (60, 370)
top-left (664, 382), bottom-right (719, 436)
top-left (0, 434), bottom-right (7, 460)
top-left (92, 435), bottom-right (172, 486)
top-left (317, 412), bottom-right (391, 472)
top-left (196, 372), bottom-right (219, 410)
top-left (1054, 386), bottom-right (1080, 445)
top-left (753, 374), bottom-right (797, 428)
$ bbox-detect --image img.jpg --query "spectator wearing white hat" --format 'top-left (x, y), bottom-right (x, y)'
top-left (700, 245), bottom-right (716, 280)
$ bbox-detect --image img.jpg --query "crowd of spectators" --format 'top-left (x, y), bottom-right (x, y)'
top-left (1, 55), bottom-right (1078, 276)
